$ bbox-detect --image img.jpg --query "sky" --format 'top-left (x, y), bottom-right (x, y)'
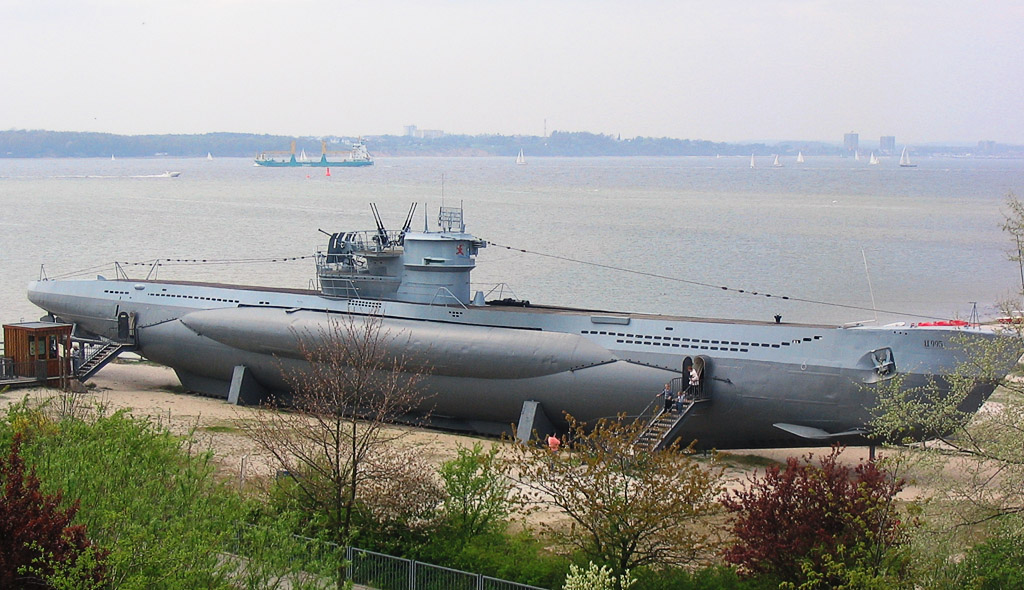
top-left (1, 0), bottom-right (1022, 144)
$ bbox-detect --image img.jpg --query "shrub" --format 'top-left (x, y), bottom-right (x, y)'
top-left (722, 446), bottom-right (908, 587)
top-left (0, 434), bottom-right (105, 588)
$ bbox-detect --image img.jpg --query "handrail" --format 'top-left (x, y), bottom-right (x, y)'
top-left (428, 287), bottom-right (468, 310)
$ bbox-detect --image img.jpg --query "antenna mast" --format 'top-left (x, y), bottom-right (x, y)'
top-left (862, 249), bottom-right (878, 322)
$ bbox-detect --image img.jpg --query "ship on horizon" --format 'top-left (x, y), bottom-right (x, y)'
top-left (255, 140), bottom-right (373, 168)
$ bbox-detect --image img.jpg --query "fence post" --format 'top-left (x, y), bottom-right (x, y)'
top-left (409, 560), bottom-right (417, 590)
top-left (477, 572), bottom-right (484, 590)
top-left (346, 546), bottom-right (353, 583)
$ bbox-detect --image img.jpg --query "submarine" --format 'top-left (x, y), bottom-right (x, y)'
top-left (26, 204), bottom-right (1015, 449)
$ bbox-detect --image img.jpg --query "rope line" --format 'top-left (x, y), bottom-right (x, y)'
top-left (47, 255), bottom-right (313, 280)
top-left (47, 244), bottom-right (954, 322)
top-left (484, 239), bottom-right (951, 321)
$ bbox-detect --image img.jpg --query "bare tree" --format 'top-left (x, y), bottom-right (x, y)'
top-left (242, 313), bottom-right (429, 554)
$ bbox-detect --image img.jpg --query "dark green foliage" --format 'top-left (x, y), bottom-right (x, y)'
top-left (415, 529), bottom-right (570, 589)
top-left (957, 518), bottom-right (1024, 590)
top-left (631, 565), bottom-right (776, 590)
top-left (0, 434), bottom-right (105, 589)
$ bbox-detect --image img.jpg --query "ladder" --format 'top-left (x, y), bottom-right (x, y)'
top-left (75, 342), bottom-right (128, 381)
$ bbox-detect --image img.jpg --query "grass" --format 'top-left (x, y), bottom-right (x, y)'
top-left (716, 452), bottom-right (783, 469)
top-left (203, 424), bottom-right (239, 434)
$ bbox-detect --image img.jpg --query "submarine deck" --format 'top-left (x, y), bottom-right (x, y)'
top-left (125, 278), bottom-right (840, 329)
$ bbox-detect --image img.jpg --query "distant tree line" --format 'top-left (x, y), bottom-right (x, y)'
top-left (0, 128), bottom-right (844, 158)
top-left (3, 128), bottom-right (1011, 158)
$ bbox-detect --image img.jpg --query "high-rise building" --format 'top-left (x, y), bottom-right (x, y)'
top-left (844, 132), bottom-right (859, 154)
top-left (880, 136), bottom-right (896, 155)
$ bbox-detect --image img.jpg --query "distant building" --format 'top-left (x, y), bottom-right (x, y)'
top-left (403, 125), bottom-right (444, 139)
top-left (978, 140), bottom-right (997, 155)
top-left (844, 132), bottom-right (859, 154)
top-left (880, 136), bottom-right (896, 155)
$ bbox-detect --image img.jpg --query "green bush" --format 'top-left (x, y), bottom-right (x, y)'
top-left (958, 520), bottom-right (1024, 590)
top-left (415, 529), bottom-right (570, 588)
top-left (1, 402), bottom-right (249, 589)
top-left (631, 565), bottom-right (776, 590)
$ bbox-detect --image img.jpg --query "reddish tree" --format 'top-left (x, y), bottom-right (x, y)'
top-left (721, 445), bottom-right (905, 583)
top-left (0, 434), bottom-right (105, 588)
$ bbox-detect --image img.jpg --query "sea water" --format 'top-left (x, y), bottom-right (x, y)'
top-left (1, 155), bottom-right (1022, 329)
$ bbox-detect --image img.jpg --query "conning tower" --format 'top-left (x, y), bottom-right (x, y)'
top-left (396, 207), bottom-right (485, 305)
top-left (316, 205), bottom-right (486, 305)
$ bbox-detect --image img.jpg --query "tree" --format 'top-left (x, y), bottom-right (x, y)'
top-left (242, 313), bottom-right (428, 552)
top-left (862, 194), bottom-right (1024, 584)
top-left (0, 433), bottom-right (105, 589)
top-left (437, 442), bottom-right (513, 539)
top-left (505, 414), bottom-right (723, 589)
top-left (721, 446), bottom-right (909, 588)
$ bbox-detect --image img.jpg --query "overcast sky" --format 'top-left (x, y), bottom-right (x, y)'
top-left (2, 0), bottom-right (1021, 144)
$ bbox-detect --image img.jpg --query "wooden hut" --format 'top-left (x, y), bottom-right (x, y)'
top-left (2, 322), bottom-right (73, 382)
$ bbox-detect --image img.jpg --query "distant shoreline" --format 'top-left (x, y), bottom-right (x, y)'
top-left (3, 129), bottom-right (1020, 159)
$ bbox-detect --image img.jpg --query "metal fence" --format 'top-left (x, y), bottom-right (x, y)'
top-left (232, 524), bottom-right (548, 590)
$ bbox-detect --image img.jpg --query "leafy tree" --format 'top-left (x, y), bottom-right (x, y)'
top-left (437, 442), bottom-right (512, 539)
top-left (721, 446), bottom-right (909, 588)
top-left (864, 193), bottom-right (1024, 585)
top-left (506, 413), bottom-right (723, 589)
top-left (0, 433), bottom-right (105, 589)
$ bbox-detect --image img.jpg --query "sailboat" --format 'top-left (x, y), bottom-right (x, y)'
top-left (772, 155), bottom-right (783, 168)
top-left (869, 152), bottom-right (880, 165)
top-left (854, 151), bottom-right (860, 162)
top-left (750, 154), bottom-right (756, 168)
top-left (515, 149), bottom-right (526, 165)
top-left (110, 154), bottom-right (115, 161)
top-left (207, 152), bottom-right (213, 160)
top-left (796, 151), bottom-right (805, 164)
top-left (899, 147), bottom-right (916, 168)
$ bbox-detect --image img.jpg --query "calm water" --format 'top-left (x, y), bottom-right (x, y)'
top-left (1, 155), bottom-right (1022, 328)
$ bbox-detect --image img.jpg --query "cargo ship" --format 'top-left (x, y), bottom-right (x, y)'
top-left (255, 140), bottom-right (373, 167)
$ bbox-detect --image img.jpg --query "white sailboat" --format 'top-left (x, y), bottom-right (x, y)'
top-left (869, 152), bottom-right (880, 165)
top-left (516, 149), bottom-right (526, 165)
top-left (750, 154), bottom-right (756, 168)
top-left (899, 147), bottom-right (916, 168)
top-left (772, 155), bottom-right (783, 167)
top-left (207, 152), bottom-right (213, 160)
top-left (110, 154), bottom-right (115, 161)
top-left (796, 151), bottom-right (805, 164)
top-left (854, 151), bottom-right (860, 162)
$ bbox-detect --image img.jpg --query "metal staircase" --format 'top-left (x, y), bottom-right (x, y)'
top-left (74, 342), bottom-right (129, 381)
top-left (634, 399), bottom-right (706, 452)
